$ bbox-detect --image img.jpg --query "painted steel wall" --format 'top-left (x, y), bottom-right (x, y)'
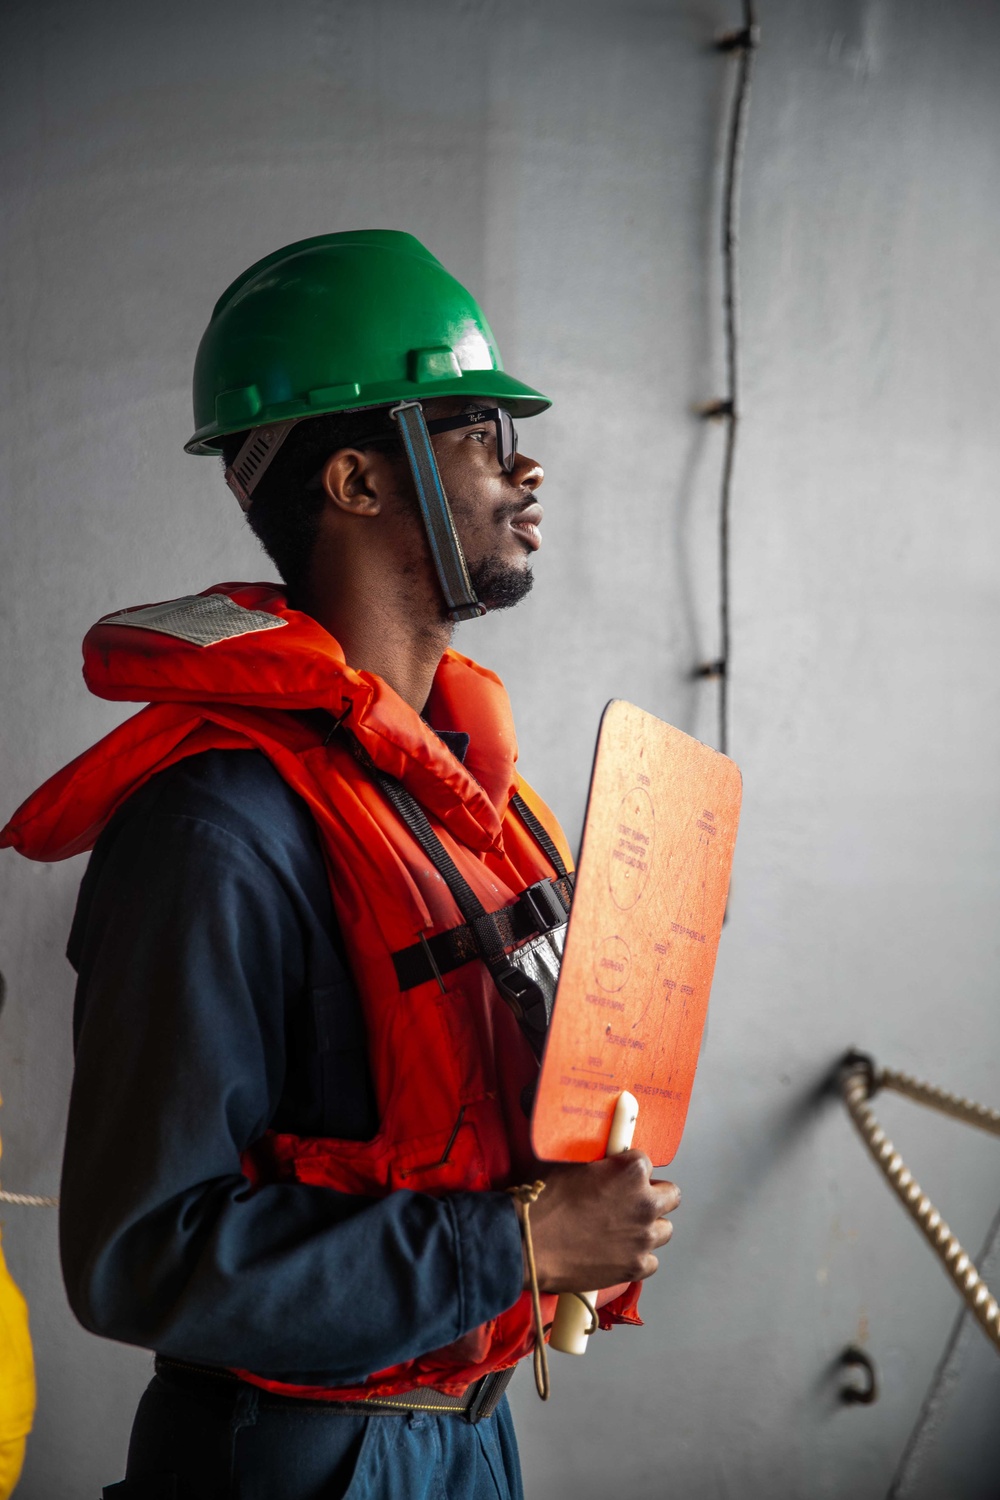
top-left (1, 1), bottom-right (998, 1493)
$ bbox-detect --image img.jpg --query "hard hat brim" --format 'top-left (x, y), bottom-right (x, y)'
top-left (185, 370), bottom-right (551, 456)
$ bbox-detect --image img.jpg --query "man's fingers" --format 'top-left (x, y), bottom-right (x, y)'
top-left (643, 1215), bottom-right (673, 1251)
top-left (650, 1178), bottom-right (681, 1216)
top-left (617, 1148), bottom-right (654, 1181)
top-left (630, 1220), bottom-right (673, 1281)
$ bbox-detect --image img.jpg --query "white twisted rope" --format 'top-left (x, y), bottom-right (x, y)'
top-left (839, 1055), bottom-right (1000, 1352)
top-left (876, 1066), bottom-right (1000, 1137)
top-left (0, 1188), bottom-right (58, 1208)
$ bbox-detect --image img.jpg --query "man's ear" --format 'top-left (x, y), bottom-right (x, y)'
top-left (320, 449), bottom-right (383, 517)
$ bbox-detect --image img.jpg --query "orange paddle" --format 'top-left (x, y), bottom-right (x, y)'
top-left (533, 701), bottom-right (741, 1164)
top-left (532, 702), bottom-right (741, 1350)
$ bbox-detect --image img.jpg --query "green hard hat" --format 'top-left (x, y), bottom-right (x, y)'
top-left (185, 230), bottom-right (551, 455)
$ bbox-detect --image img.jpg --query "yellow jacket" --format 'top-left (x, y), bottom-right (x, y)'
top-left (0, 1123), bottom-right (36, 1498)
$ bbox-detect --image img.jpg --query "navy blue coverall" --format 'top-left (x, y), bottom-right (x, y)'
top-left (61, 746), bottom-right (528, 1498)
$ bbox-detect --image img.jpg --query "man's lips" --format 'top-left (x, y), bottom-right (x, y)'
top-left (508, 501), bottom-right (543, 551)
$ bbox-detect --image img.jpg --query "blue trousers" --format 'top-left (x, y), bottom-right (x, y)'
top-left (103, 1367), bottom-right (525, 1499)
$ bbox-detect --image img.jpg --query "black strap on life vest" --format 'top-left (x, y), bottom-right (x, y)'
top-left (509, 792), bottom-right (570, 880)
top-left (329, 721), bottom-right (571, 1059)
top-left (391, 871), bottom-right (573, 993)
top-left (390, 792), bottom-right (572, 991)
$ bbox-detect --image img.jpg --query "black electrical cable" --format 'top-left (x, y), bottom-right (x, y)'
top-left (699, 4), bottom-right (759, 757)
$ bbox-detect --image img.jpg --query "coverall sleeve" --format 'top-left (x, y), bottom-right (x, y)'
top-left (59, 764), bottom-right (525, 1385)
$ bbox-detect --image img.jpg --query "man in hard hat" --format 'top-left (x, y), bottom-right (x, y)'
top-left (2, 232), bottom-right (678, 1498)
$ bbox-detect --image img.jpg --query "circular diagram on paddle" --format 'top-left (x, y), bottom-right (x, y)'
top-left (609, 787), bottom-right (655, 909)
top-left (594, 934), bottom-right (632, 993)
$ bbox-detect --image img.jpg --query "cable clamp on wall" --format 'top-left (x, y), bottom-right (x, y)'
top-left (694, 660), bottom-right (727, 681)
top-left (715, 24), bottom-right (760, 52)
top-left (698, 399), bottom-right (736, 422)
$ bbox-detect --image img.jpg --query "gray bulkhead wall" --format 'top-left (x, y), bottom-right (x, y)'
top-left (1, 1), bottom-right (999, 1494)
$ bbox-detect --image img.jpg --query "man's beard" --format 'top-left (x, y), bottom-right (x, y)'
top-left (468, 553), bottom-right (534, 611)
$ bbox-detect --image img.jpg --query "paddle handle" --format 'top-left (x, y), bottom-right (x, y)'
top-left (548, 1091), bottom-right (639, 1356)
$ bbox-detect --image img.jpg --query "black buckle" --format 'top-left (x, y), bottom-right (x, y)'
top-left (465, 1365), bottom-right (516, 1423)
top-left (493, 965), bottom-right (550, 1046)
top-left (517, 879), bottom-right (567, 935)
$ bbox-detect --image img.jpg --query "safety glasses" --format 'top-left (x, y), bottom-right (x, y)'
top-left (342, 405), bottom-right (518, 473)
top-left (304, 404), bottom-right (519, 495)
top-left (420, 406), bottom-right (519, 474)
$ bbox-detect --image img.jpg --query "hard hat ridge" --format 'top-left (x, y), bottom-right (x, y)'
top-left (208, 230), bottom-right (444, 323)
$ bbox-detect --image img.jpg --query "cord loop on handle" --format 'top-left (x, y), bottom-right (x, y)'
top-left (507, 1181), bottom-right (550, 1400)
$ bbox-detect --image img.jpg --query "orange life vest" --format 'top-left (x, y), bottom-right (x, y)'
top-left (1, 584), bottom-right (642, 1400)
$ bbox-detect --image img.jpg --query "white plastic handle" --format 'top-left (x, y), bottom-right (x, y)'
top-left (548, 1091), bottom-right (639, 1356)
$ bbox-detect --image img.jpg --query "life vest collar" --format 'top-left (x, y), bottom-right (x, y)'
top-left (2, 583), bottom-right (526, 862)
top-left (79, 583), bottom-right (520, 847)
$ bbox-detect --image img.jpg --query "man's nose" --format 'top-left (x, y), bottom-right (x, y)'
top-left (514, 452), bottom-right (543, 490)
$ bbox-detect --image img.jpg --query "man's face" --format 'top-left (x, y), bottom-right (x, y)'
top-left (402, 397), bottom-right (545, 614)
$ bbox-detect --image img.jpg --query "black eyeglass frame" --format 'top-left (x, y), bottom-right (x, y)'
top-left (419, 406), bottom-right (519, 474)
top-left (306, 404), bottom-right (519, 490)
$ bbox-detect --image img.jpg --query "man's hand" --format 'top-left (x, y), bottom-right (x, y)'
top-left (523, 1151), bottom-right (680, 1293)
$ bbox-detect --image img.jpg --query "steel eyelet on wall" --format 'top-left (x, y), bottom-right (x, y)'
top-left (839, 1345), bottom-right (879, 1405)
